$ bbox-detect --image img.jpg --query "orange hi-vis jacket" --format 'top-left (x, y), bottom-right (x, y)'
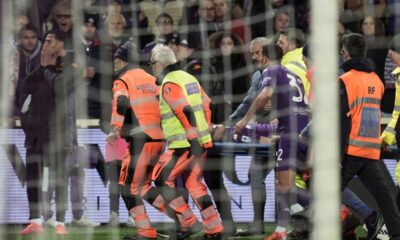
top-left (111, 68), bottom-right (163, 140)
top-left (341, 69), bottom-right (384, 160)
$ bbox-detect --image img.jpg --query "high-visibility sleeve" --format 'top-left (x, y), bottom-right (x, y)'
top-left (111, 79), bottom-right (129, 130)
top-left (162, 82), bottom-right (198, 139)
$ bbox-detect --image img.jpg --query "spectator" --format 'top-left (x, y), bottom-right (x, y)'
top-left (101, 12), bottom-right (129, 53)
top-left (210, 31), bottom-right (250, 114)
top-left (170, 33), bottom-right (225, 123)
top-left (76, 13), bottom-right (102, 119)
top-left (197, 0), bottom-right (218, 48)
top-left (213, 0), bottom-right (251, 43)
top-left (15, 25), bottom-right (46, 235)
top-left (230, 37), bottom-right (271, 123)
top-left (47, 0), bottom-right (73, 38)
top-left (32, 30), bottom-right (71, 235)
top-left (382, 54), bottom-right (397, 113)
top-left (273, 9), bottom-right (290, 34)
top-left (360, 15), bottom-right (387, 80)
top-left (142, 13), bottom-right (176, 61)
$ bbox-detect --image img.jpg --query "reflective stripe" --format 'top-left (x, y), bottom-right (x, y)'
top-left (201, 206), bottom-right (215, 220)
top-left (192, 104), bottom-right (204, 112)
top-left (114, 90), bottom-right (128, 97)
top-left (198, 129), bottom-right (210, 137)
top-left (162, 112), bottom-right (176, 120)
top-left (169, 197), bottom-right (182, 210)
top-left (130, 123), bottom-right (161, 135)
top-left (135, 214), bottom-right (151, 229)
top-left (349, 97), bottom-right (380, 110)
top-left (167, 134), bottom-right (187, 142)
top-left (186, 128), bottom-right (197, 136)
top-left (394, 105), bottom-right (400, 112)
top-left (204, 218), bottom-right (221, 232)
top-left (169, 98), bottom-right (187, 109)
top-left (111, 115), bottom-right (124, 123)
top-left (152, 195), bottom-right (166, 210)
top-left (130, 96), bottom-right (158, 106)
top-left (130, 205), bottom-right (146, 216)
top-left (181, 206), bottom-right (194, 220)
top-left (385, 126), bottom-right (396, 135)
top-left (348, 139), bottom-right (381, 150)
top-left (288, 61), bottom-right (307, 72)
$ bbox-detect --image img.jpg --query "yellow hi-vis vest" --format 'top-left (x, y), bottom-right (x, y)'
top-left (159, 70), bottom-right (212, 149)
top-left (381, 67), bottom-right (400, 145)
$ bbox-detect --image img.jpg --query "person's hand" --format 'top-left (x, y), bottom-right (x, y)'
top-left (40, 47), bottom-right (56, 67)
top-left (381, 142), bottom-right (391, 152)
top-left (85, 66), bottom-right (95, 79)
top-left (235, 118), bottom-right (248, 134)
top-left (211, 124), bottom-right (226, 141)
top-left (263, 100), bottom-right (272, 111)
top-left (106, 126), bottom-right (120, 144)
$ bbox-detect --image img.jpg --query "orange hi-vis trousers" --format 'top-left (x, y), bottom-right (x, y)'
top-left (119, 139), bottom-right (175, 238)
top-left (152, 148), bottom-right (224, 235)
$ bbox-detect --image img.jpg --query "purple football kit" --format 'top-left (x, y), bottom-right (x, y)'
top-left (262, 64), bottom-right (310, 171)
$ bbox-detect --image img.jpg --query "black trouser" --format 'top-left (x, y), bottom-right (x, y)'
top-left (341, 154), bottom-right (400, 237)
top-left (248, 156), bottom-right (273, 233)
top-left (25, 150), bottom-right (44, 220)
top-left (106, 160), bottom-right (122, 213)
top-left (203, 146), bottom-right (235, 234)
top-left (42, 149), bottom-right (68, 222)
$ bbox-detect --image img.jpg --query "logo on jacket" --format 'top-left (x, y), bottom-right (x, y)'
top-left (185, 82), bottom-right (199, 95)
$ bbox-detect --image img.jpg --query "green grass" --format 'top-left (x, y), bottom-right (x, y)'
top-left (0, 223), bottom-right (368, 240)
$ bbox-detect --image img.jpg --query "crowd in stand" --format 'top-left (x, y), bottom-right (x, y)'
top-left (4, 0), bottom-right (400, 239)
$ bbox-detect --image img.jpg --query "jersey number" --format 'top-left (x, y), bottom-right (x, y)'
top-left (276, 148), bottom-right (283, 161)
top-left (288, 74), bottom-right (308, 105)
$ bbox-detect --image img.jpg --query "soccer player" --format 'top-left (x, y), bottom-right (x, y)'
top-left (235, 43), bottom-right (310, 240)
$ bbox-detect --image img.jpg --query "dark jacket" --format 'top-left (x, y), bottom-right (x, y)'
top-left (229, 70), bottom-right (270, 123)
top-left (213, 53), bottom-right (250, 114)
top-left (17, 66), bottom-right (54, 153)
top-left (181, 54), bottom-right (225, 123)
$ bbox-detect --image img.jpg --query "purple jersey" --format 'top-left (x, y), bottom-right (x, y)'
top-left (262, 64), bottom-right (310, 135)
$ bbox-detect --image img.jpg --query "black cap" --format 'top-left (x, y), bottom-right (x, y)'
top-left (390, 34), bottom-right (400, 54)
top-left (171, 33), bottom-right (200, 50)
top-left (84, 13), bottom-right (98, 28)
top-left (302, 43), bottom-right (309, 58)
top-left (114, 40), bottom-right (140, 63)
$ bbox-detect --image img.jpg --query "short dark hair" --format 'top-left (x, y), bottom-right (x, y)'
top-left (341, 33), bottom-right (366, 58)
top-left (262, 43), bottom-right (283, 62)
top-left (280, 28), bottom-right (305, 48)
top-left (45, 29), bottom-right (68, 43)
top-left (17, 24), bottom-right (39, 39)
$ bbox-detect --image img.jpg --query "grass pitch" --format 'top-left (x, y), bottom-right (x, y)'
top-left (0, 223), bottom-right (368, 240)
